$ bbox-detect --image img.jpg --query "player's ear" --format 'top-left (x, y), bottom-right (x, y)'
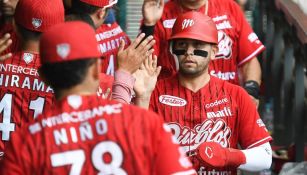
top-left (210, 44), bottom-right (218, 60)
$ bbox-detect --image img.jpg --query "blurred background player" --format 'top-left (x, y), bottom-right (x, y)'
top-left (97, 8), bottom-right (131, 76)
top-left (136, 11), bottom-right (272, 174)
top-left (141, 0), bottom-right (264, 107)
top-left (67, 0), bottom-right (155, 103)
top-left (0, 0), bottom-right (64, 159)
top-left (70, 0), bottom-right (131, 76)
top-left (0, 21), bottom-right (197, 175)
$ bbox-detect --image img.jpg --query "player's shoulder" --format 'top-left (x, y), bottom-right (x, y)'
top-left (164, 0), bottom-right (177, 9)
top-left (212, 0), bottom-right (238, 7)
top-left (209, 0), bottom-right (240, 14)
top-left (163, 0), bottom-right (179, 15)
top-left (211, 76), bottom-right (245, 94)
top-left (6, 51), bottom-right (40, 65)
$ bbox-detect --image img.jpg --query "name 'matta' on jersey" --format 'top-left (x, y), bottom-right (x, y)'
top-left (150, 75), bottom-right (272, 174)
top-left (152, 0), bottom-right (265, 84)
top-left (96, 22), bottom-right (131, 76)
top-left (1, 94), bottom-right (197, 175)
top-left (0, 51), bottom-right (54, 156)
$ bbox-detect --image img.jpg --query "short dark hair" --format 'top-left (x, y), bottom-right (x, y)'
top-left (39, 58), bottom-right (97, 91)
top-left (65, 13), bottom-right (95, 29)
top-left (15, 23), bottom-right (42, 41)
top-left (71, 0), bottom-right (100, 14)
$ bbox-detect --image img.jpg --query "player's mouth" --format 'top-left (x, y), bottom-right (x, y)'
top-left (182, 60), bottom-right (196, 66)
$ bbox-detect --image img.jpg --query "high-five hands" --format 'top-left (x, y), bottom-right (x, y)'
top-left (117, 33), bottom-right (155, 75)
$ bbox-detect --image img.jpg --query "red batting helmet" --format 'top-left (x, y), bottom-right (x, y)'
top-left (170, 11), bottom-right (218, 44)
top-left (80, 0), bottom-right (118, 8)
top-left (39, 21), bottom-right (101, 64)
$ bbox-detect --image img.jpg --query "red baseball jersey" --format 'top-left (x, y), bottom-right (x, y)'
top-left (0, 51), bottom-right (55, 156)
top-left (151, 0), bottom-right (265, 84)
top-left (150, 75), bottom-right (272, 174)
top-left (96, 22), bottom-right (131, 76)
top-left (0, 22), bottom-right (21, 54)
top-left (1, 94), bottom-right (197, 175)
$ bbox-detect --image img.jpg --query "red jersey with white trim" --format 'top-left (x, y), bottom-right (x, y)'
top-left (96, 22), bottom-right (131, 76)
top-left (0, 22), bottom-right (21, 54)
top-left (152, 0), bottom-right (265, 84)
top-left (1, 95), bottom-right (197, 175)
top-left (150, 75), bottom-right (272, 174)
top-left (0, 51), bottom-right (54, 156)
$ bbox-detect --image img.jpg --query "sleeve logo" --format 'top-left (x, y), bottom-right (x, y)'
top-left (159, 95), bottom-right (187, 107)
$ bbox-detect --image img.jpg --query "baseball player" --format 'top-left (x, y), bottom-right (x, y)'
top-left (0, 21), bottom-right (197, 175)
top-left (0, 0), bottom-right (65, 158)
top-left (71, 0), bottom-right (131, 76)
top-left (137, 12), bottom-right (272, 174)
top-left (97, 9), bottom-right (132, 76)
top-left (142, 0), bottom-right (264, 107)
top-left (69, 0), bottom-right (152, 103)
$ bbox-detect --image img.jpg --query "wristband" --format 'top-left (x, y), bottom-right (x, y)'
top-left (141, 25), bottom-right (155, 38)
top-left (243, 80), bottom-right (260, 99)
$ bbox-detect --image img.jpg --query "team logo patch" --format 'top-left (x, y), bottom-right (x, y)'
top-left (32, 18), bottom-right (42, 29)
top-left (67, 95), bottom-right (82, 109)
top-left (163, 18), bottom-right (176, 28)
top-left (56, 43), bottom-right (70, 59)
top-left (182, 19), bottom-right (194, 29)
top-left (23, 53), bottom-right (34, 64)
top-left (215, 31), bottom-right (233, 59)
top-left (159, 95), bottom-right (187, 107)
top-left (167, 119), bottom-right (231, 152)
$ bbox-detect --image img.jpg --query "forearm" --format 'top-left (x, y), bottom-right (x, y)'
top-left (112, 70), bottom-right (135, 104)
top-left (196, 141), bottom-right (272, 171)
top-left (241, 57), bottom-right (261, 85)
top-left (239, 142), bottom-right (272, 171)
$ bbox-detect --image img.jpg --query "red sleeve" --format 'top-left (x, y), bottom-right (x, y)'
top-left (150, 112), bottom-right (196, 175)
top-left (153, 21), bottom-right (164, 59)
top-left (232, 2), bottom-right (265, 66)
top-left (237, 87), bottom-right (272, 149)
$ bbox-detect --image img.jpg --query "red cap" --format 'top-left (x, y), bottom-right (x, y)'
top-left (80, 0), bottom-right (118, 8)
top-left (39, 21), bottom-right (102, 64)
top-left (14, 0), bottom-right (64, 32)
top-left (170, 11), bottom-right (218, 44)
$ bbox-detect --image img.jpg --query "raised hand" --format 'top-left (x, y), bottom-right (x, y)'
top-left (142, 0), bottom-right (164, 26)
top-left (133, 54), bottom-right (161, 97)
top-left (117, 33), bottom-right (155, 75)
top-left (133, 54), bottom-right (161, 108)
top-left (0, 33), bottom-right (12, 61)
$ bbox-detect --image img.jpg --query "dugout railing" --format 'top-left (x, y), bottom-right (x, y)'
top-left (255, 0), bottom-right (307, 162)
